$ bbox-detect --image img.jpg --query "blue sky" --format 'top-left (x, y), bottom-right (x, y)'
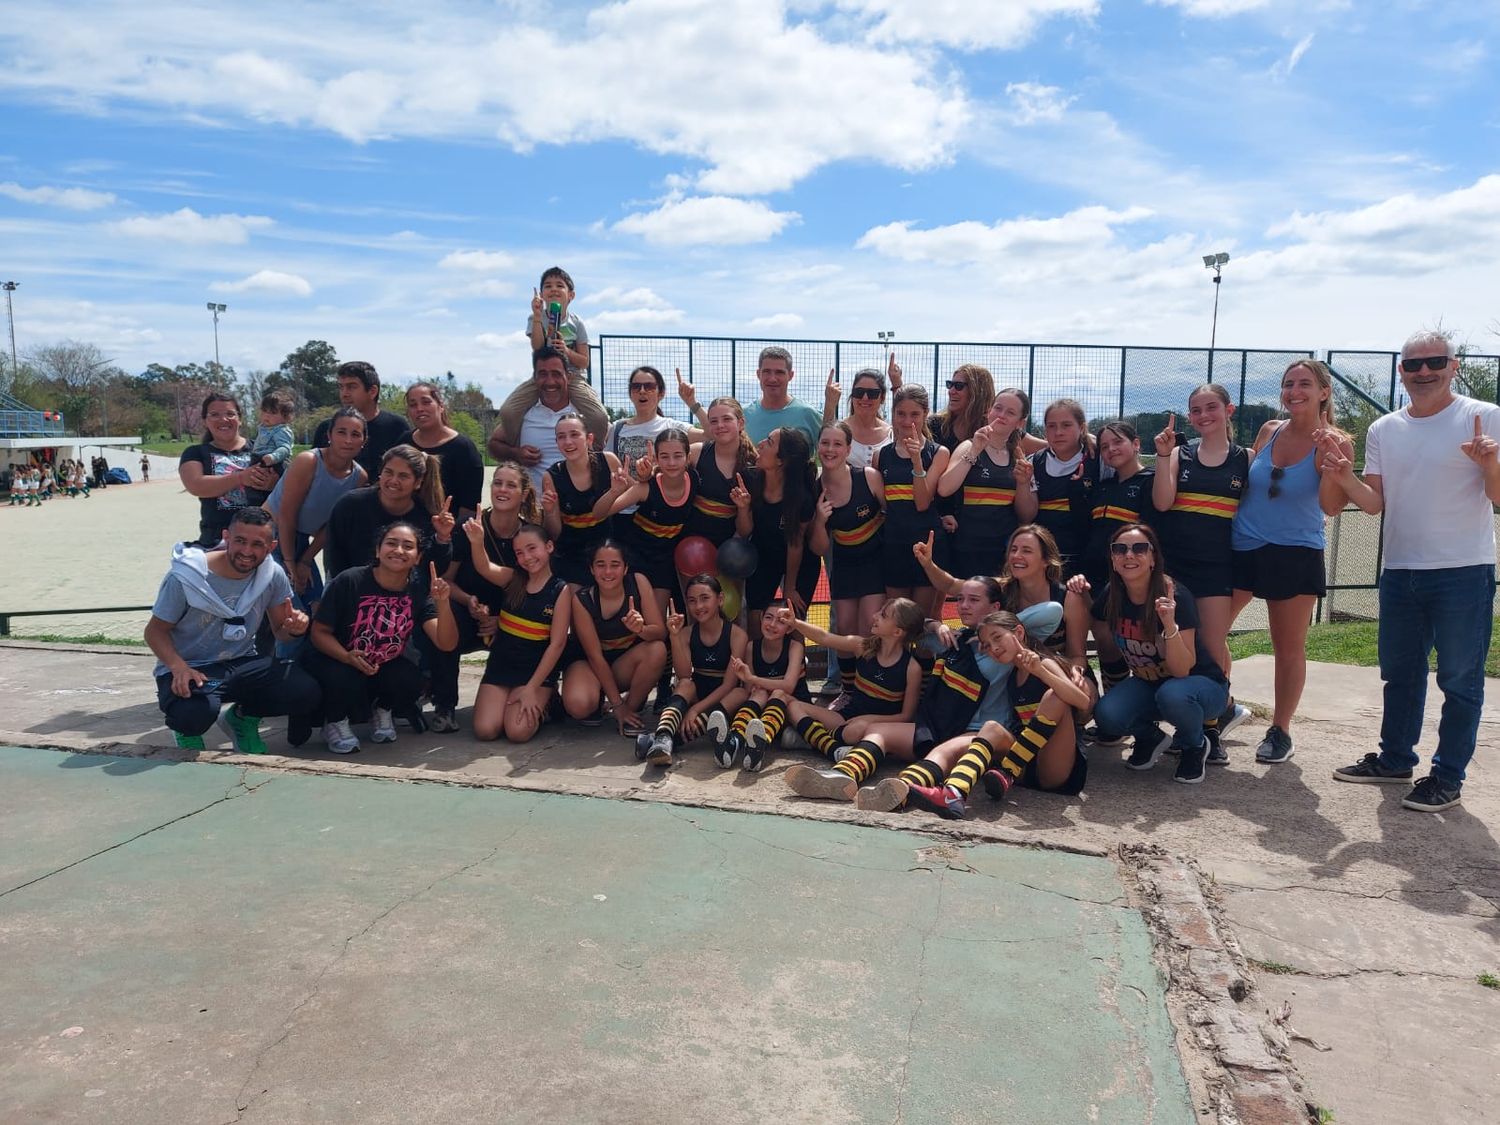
top-left (1, 0), bottom-right (1497, 403)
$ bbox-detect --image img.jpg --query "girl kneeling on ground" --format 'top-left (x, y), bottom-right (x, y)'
top-left (302, 522), bottom-right (458, 754)
top-left (637, 574), bottom-right (749, 767)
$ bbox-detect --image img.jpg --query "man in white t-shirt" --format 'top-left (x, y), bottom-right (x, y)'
top-left (1327, 329), bottom-right (1500, 812)
top-left (487, 347), bottom-right (576, 493)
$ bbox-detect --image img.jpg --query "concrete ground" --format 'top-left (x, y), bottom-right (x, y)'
top-left (2, 640), bottom-right (1497, 1123)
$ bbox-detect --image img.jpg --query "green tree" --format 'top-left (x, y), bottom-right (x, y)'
top-left (275, 340), bottom-right (340, 408)
top-left (450, 409), bottom-right (485, 449)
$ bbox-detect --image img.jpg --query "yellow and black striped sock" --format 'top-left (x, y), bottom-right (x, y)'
top-left (946, 736), bottom-right (996, 798)
top-left (796, 717), bottom-right (843, 760)
top-left (1101, 659), bottom-right (1128, 693)
top-left (833, 739), bottom-right (883, 783)
top-left (730, 701), bottom-right (761, 737)
top-left (656, 696), bottom-right (688, 739)
top-left (998, 712), bottom-right (1059, 779)
top-left (759, 699), bottom-right (789, 743)
top-left (899, 759), bottom-right (944, 788)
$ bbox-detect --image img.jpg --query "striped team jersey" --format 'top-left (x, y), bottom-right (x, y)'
top-left (689, 618), bottom-right (733, 697)
top-left (576, 584), bottom-right (638, 660)
top-left (878, 441), bottom-right (944, 545)
top-left (954, 451), bottom-right (1019, 562)
top-left (548, 453), bottom-right (612, 563)
top-left (1161, 442), bottom-right (1248, 570)
top-left (689, 449), bottom-right (748, 545)
top-left (486, 574), bottom-right (567, 678)
top-left (821, 471), bottom-right (885, 561)
top-left (1028, 448), bottom-right (1099, 564)
top-left (629, 475), bottom-right (695, 551)
top-left (919, 629), bottom-right (990, 739)
top-left (1084, 468), bottom-right (1155, 581)
top-left (849, 648), bottom-right (914, 715)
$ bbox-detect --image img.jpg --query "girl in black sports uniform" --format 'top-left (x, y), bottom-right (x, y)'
top-left (810, 420), bottom-right (887, 684)
top-left (744, 427), bottom-right (819, 634)
top-left (936, 388), bottom-right (1033, 580)
top-left (468, 523), bottom-right (572, 743)
top-left (560, 540), bottom-right (668, 738)
top-left (767, 598), bottom-right (927, 803)
top-left (637, 574), bottom-right (748, 767)
top-left (687, 397), bottom-right (756, 546)
top-left (600, 428), bottom-right (697, 618)
top-left (717, 596), bottom-right (808, 772)
top-left (543, 413), bottom-right (619, 585)
top-left (1015, 398), bottom-right (1099, 578)
top-left (878, 385), bottom-right (951, 618)
top-left (1083, 421), bottom-right (1156, 590)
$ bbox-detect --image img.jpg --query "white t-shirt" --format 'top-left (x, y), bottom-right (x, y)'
top-left (848, 434), bottom-right (892, 471)
top-left (1365, 394), bottom-right (1500, 570)
top-left (519, 400), bottom-right (571, 494)
top-left (607, 415), bottom-right (674, 465)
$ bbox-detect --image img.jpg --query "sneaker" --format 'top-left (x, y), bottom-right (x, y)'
top-left (1174, 739), bottom-right (1208, 784)
top-left (1124, 727), bottom-right (1171, 771)
top-left (646, 733), bottom-right (675, 767)
top-left (905, 783), bottom-right (967, 820)
top-left (1255, 725), bottom-right (1294, 764)
top-left (1401, 775), bottom-right (1463, 813)
top-left (1332, 753), bottom-right (1413, 785)
top-left (856, 777), bottom-right (909, 812)
top-left (1085, 727), bottom-right (1127, 748)
top-left (1205, 727), bottom-right (1229, 766)
top-left (428, 708), bottom-right (460, 734)
top-left (784, 763), bottom-right (856, 802)
top-left (741, 736), bottom-right (766, 773)
top-left (217, 704), bottom-right (268, 755)
top-left (981, 768), bottom-right (1014, 801)
top-left (634, 731), bottom-right (655, 761)
top-left (831, 744), bottom-right (854, 764)
top-left (713, 728), bottom-right (740, 770)
top-left (371, 707), bottom-right (398, 744)
top-left (578, 707), bottom-right (605, 727)
top-left (705, 710), bottom-right (729, 751)
top-left (173, 731), bottom-right (206, 751)
top-left (1218, 701), bottom-right (1251, 741)
top-left (321, 719), bottom-right (361, 755)
top-left (779, 726), bottom-right (811, 752)
top-left (744, 717), bottom-right (770, 749)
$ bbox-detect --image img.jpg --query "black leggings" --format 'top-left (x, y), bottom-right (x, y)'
top-left (155, 656), bottom-right (321, 736)
top-left (300, 648), bottom-right (422, 723)
top-left (418, 610), bottom-right (488, 711)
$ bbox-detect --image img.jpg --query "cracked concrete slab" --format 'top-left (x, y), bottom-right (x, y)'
top-left (0, 746), bottom-right (1195, 1125)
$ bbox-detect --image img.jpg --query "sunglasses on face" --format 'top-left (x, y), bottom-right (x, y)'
top-left (946, 380), bottom-right (968, 391)
top-left (1110, 541), bottom-right (1153, 557)
top-left (850, 387), bottom-right (882, 401)
top-left (629, 382), bottom-right (658, 392)
top-left (1268, 464), bottom-right (1285, 499)
top-left (1401, 355), bottom-right (1451, 373)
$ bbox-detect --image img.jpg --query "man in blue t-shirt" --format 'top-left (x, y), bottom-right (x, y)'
top-left (740, 346), bottom-right (824, 447)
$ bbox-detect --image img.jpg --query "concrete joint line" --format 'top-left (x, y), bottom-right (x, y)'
top-left (1120, 843), bottom-right (1315, 1125)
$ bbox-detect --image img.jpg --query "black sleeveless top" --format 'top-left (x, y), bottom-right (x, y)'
top-left (577, 583), bottom-right (638, 660)
top-left (1085, 469), bottom-right (1155, 578)
top-left (954, 451), bottom-right (1020, 560)
top-left (548, 453), bottom-right (612, 563)
top-left (629, 474), bottom-right (696, 556)
top-left (850, 648), bottom-right (913, 715)
top-left (1028, 449), bottom-right (1099, 562)
top-left (489, 574), bottom-right (567, 676)
top-left (752, 635), bottom-right (810, 701)
top-left (821, 471), bottom-right (884, 563)
top-left (1161, 442), bottom-right (1249, 572)
top-left (879, 442), bottom-right (943, 543)
top-left (689, 618), bottom-right (733, 695)
top-left (689, 448), bottom-right (745, 545)
top-left (921, 629), bottom-right (988, 739)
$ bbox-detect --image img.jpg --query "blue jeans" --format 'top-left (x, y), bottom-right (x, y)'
top-left (1378, 565), bottom-right (1495, 786)
top-left (272, 534), bottom-right (324, 661)
top-left (1094, 674), bottom-right (1229, 751)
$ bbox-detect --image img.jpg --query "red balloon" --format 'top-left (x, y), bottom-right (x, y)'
top-left (673, 535), bottom-right (718, 577)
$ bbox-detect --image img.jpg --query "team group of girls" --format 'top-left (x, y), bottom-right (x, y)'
top-left (267, 356), bottom-right (1357, 818)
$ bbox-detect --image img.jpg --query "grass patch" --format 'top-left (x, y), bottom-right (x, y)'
top-left (1248, 958), bottom-right (1300, 976)
top-left (15, 633), bottom-right (147, 647)
top-left (1229, 619), bottom-right (1500, 680)
top-left (1479, 972), bottom-right (1500, 991)
top-left (1313, 1109), bottom-right (1336, 1124)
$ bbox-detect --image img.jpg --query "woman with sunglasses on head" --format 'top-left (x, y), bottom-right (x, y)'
top-left (822, 366), bottom-right (892, 469)
top-left (1069, 523), bottom-right (1228, 785)
top-left (1227, 360), bottom-right (1351, 765)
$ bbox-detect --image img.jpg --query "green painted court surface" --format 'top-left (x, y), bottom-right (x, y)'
top-left (0, 746), bottom-right (1195, 1124)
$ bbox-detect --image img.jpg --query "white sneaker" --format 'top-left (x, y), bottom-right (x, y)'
top-left (322, 719), bottom-right (361, 755)
top-left (371, 707), bottom-right (398, 743)
top-left (704, 710), bottom-right (728, 747)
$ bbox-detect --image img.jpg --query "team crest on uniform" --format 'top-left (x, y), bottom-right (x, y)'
top-left (543, 605), bottom-right (554, 616)
top-left (1231, 476), bottom-right (1243, 490)
top-left (979, 466), bottom-right (991, 479)
top-left (856, 505), bottom-right (872, 518)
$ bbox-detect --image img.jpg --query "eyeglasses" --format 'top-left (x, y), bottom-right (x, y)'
top-left (629, 382), bottom-right (658, 392)
top-left (1268, 464), bottom-right (1285, 499)
top-left (945, 380), bottom-right (969, 391)
top-left (1109, 541), bottom-right (1153, 557)
top-left (1400, 355), bottom-right (1451, 373)
top-left (205, 412), bottom-right (239, 422)
top-left (850, 387), bottom-right (882, 401)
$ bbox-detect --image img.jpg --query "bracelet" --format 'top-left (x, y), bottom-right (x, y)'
top-left (1162, 627), bottom-right (1180, 640)
top-left (912, 469), bottom-right (927, 479)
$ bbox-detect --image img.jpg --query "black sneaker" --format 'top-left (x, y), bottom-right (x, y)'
top-left (1205, 727), bottom-right (1229, 766)
top-left (1174, 739), bottom-right (1208, 784)
top-left (716, 730), bottom-right (744, 770)
top-left (1124, 727), bottom-right (1171, 771)
top-left (1401, 775), bottom-right (1462, 812)
top-left (1218, 700), bottom-right (1251, 740)
top-left (1332, 753), bottom-right (1413, 784)
top-left (634, 731), bottom-right (655, 761)
top-left (1255, 725), bottom-right (1294, 764)
top-left (646, 733), bottom-right (675, 767)
top-left (1084, 726), bottom-right (1127, 748)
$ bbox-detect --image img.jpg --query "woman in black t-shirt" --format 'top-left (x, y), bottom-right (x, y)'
top-left (323, 445), bottom-right (454, 579)
top-left (178, 392), bottom-right (279, 547)
top-left (402, 381), bottom-right (485, 522)
top-left (1072, 522), bottom-right (1228, 786)
top-left (303, 520), bottom-right (458, 755)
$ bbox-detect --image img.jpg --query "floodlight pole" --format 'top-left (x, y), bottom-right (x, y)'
top-left (877, 330), bottom-right (895, 375)
top-left (2, 282), bottom-right (17, 391)
top-left (207, 302), bottom-right (227, 370)
top-left (1203, 253), bottom-right (1229, 354)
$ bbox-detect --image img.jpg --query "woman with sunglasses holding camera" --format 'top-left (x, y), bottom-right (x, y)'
top-left (1227, 359), bottom-right (1351, 765)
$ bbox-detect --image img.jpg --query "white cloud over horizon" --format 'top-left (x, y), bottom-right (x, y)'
top-left (209, 269), bottom-right (314, 297)
top-left (612, 197), bottom-right (801, 246)
top-left (109, 208), bottom-right (275, 245)
top-left (0, 182), bottom-right (117, 210)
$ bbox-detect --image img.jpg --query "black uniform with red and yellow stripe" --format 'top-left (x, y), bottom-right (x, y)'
top-left (1159, 441), bottom-right (1249, 599)
top-left (1008, 664), bottom-right (1089, 795)
top-left (752, 635), bottom-right (811, 702)
top-left (836, 647), bottom-right (915, 720)
top-left (1083, 468), bottom-right (1156, 589)
top-left (688, 618), bottom-right (733, 699)
top-left (482, 574), bottom-right (568, 687)
top-left (820, 471), bottom-right (885, 600)
top-left (1028, 448), bottom-right (1100, 577)
top-left (688, 450), bottom-right (747, 545)
top-left (547, 452), bottom-right (612, 585)
top-left (623, 473), bottom-right (696, 592)
top-left (915, 628), bottom-right (989, 742)
top-left (952, 452), bottom-right (1019, 579)
top-left (879, 442), bottom-right (948, 588)
top-left (574, 583), bottom-right (639, 665)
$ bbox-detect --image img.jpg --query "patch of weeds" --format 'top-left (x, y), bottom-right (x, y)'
top-left (1478, 972), bottom-right (1500, 991)
top-left (21, 633), bottom-right (147, 647)
top-left (1312, 1108), bottom-right (1336, 1124)
top-left (1249, 958), bottom-right (1299, 976)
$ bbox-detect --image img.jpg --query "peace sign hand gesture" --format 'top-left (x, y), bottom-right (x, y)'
top-left (611, 457), bottom-right (634, 494)
top-left (730, 472), bottom-right (752, 511)
top-left (1461, 414), bottom-right (1498, 470)
top-left (1154, 413), bottom-right (1177, 459)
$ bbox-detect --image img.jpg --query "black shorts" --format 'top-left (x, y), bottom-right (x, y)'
top-left (828, 553), bottom-right (885, 600)
top-left (1011, 731), bottom-right (1088, 796)
top-left (1232, 544), bottom-right (1326, 601)
top-left (1165, 560), bottom-right (1232, 600)
top-left (882, 532), bottom-right (946, 590)
top-left (835, 695), bottom-right (902, 722)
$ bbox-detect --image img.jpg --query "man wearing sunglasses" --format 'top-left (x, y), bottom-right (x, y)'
top-left (1326, 330), bottom-right (1500, 812)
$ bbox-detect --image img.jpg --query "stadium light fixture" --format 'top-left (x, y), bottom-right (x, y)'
top-left (206, 302), bottom-right (227, 369)
top-left (1203, 253), bottom-right (1230, 352)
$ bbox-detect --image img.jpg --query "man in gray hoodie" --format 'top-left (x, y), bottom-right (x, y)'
top-left (144, 506), bottom-right (319, 753)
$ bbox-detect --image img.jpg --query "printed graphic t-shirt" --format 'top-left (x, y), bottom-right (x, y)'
top-left (315, 565), bottom-right (437, 668)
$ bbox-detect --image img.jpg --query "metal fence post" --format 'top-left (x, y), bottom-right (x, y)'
top-left (1027, 344), bottom-right (1035, 404)
top-left (932, 343), bottom-right (941, 399)
top-left (730, 339), bottom-right (736, 400)
top-left (1237, 350), bottom-right (1249, 421)
top-left (1117, 349), bottom-right (1127, 418)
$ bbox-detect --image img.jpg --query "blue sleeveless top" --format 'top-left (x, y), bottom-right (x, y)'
top-left (265, 449), bottom-right (366, 535)
top-left (1231, 424), bottom-right (1324, 551)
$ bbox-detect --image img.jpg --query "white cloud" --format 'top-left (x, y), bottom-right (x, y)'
top-left (440, 249), bottom-right (517, 271)
top-left (588, 285), bottom-right (687, 330)
top-left (1271, 33), bottom-right (1316, 80)
top-left (1005, 82), bottom-right (1076, 125)
top-left (0, 182), bottom-right (117, 210)
top-left (466, 280), bottom-right (516, 299)
top-left (613, 196), bottom-right (800, 246)
top-left (858, 204), bottom-right (1155, 265)
top-left (110, 207), bottom-right (274, 244)
top-left (829, 0), bottom-right (1097, 50)
top-left (210, 269), bottom-right (313, 297)
top-left (748, 313), bottom-right (805, 331)
top-left (476, 331), bottom-right (527, 350)
top-left (1151, 0), bottom-right (1269, 15)
top-left (587, 286), bottom-right (676, 310)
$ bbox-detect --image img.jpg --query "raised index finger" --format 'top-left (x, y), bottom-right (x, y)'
top-left (430, 562), bottom-right (438, 582)
top-left (1476, 415), bottom-right (1485, 439)
top-left (1165, 413), bottom-right (1176, 432)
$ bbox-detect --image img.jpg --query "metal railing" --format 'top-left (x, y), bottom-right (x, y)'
top-left (0, 606), bottom-right (154, 637)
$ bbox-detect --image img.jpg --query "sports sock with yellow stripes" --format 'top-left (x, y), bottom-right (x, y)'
top-left (758, 698), bottom-right (789, 743)
top-left (655, 696), bottom-right (688, 740)
top-left (899, 759), bottom-right (944, 789)
top-left (795, 716), bottom-right (844, 760)
top-left (832, 739), bottom-right (883, 784)
top-left (995, 711), bottom-right (1059, 780)
top-left (730, 701), bottom-right (761, 738)
top-left (946, 736), bottom-right (996, 798)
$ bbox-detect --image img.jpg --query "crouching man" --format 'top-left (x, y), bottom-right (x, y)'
top-left (144, 505), bottom-right (320, 753)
